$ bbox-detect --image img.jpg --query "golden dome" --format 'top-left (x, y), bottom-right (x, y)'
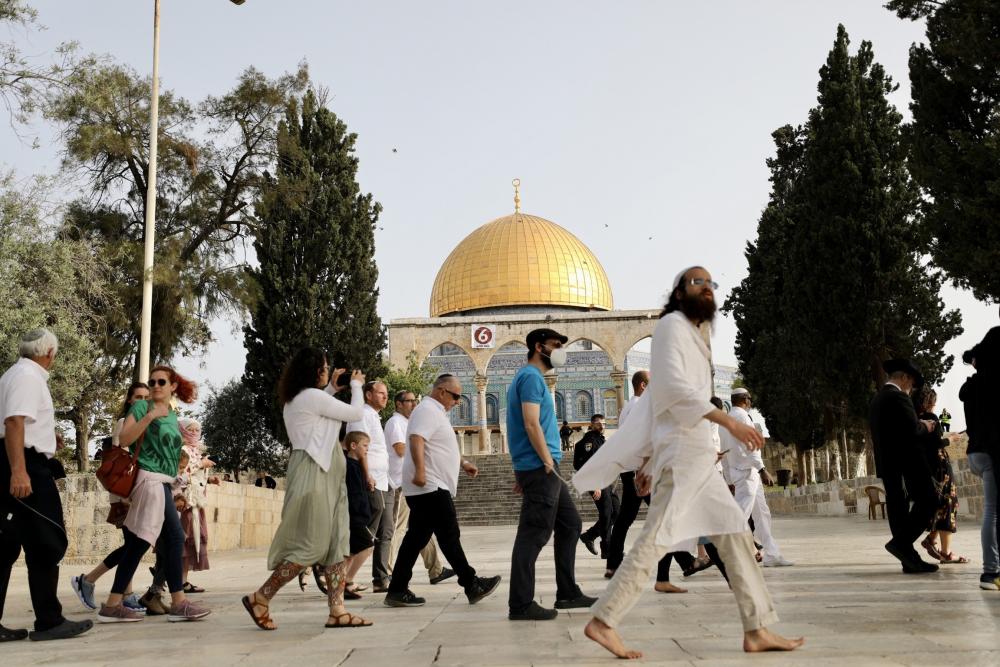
top-left (430, 211), bottom-right (614, 317)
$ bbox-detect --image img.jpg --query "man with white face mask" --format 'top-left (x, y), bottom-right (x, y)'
top-left (506, 328), bottom-right (595, 621)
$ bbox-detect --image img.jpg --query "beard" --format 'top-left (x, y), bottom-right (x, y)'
top-left (680, 289), bottom-right (717, 324)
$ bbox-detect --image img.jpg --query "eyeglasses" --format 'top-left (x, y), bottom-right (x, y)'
top-left (689, 277), bottom-right (719, 290)
top-left (148, 378), bottom-right (169, 387)
top-left (400, 399), bottom-right (417, 404)
top-left (443, 389), bottom-right (462, 401)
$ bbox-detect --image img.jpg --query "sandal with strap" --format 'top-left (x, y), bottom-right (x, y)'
top-left (920, 537), bottom-right (943, 561)
top-left (939, 552), bottom-right (970, 564)
top-left (183, 582), bottom-right (205, 594)
top-left (325, 612), bottom-right (373, 628)
top-left (242, 593), bottom-right (277, 631)
top-left (345, 588), bottom-right (362, 600)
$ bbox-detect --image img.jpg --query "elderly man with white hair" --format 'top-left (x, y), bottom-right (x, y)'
top-left (0, 329), bottom-right (93, 642)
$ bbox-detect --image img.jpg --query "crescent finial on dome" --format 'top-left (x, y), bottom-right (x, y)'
top-left (512, 178), bottom-right (521, 213)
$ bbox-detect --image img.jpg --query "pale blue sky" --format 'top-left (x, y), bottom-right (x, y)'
top-left (3, 1), bottom-right (994, 430)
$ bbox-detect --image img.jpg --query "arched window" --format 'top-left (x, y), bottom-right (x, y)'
top-left (602, 389), bottom-right (618, 419)
top-left (451, 395), bottom-right (471, 425)
top-left (575, 390), bottom-right (593, 420)
top-left (486, 394), bottom-right (499, 424)
top-left (554, 391), bottom-right (565, 422)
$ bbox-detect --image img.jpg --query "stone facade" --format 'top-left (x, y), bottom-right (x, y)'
top-left (56, 474), bottom-right (284, 563)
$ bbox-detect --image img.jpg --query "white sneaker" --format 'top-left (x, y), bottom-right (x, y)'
top-left (762, 556), bottom-right (794, 567)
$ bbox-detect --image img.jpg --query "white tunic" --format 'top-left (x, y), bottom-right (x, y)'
top-left (574, 311), bottom-right (747, 549)
top-left (721, 406), bottom-right (763, 471)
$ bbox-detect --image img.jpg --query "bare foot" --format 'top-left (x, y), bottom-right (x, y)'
top-left (653, 581), bottom-right (688, 594)
top-left (743, 627), bottom-right (805, 652)
top-left (584, 617), bottom-right (642, 659)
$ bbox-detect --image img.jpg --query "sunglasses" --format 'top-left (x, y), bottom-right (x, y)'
top-left (443, 389), bottom-right (462, 401)
top-left (148, 378), bottom-right (170, 387)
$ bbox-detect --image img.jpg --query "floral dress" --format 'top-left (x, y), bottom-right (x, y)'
top-left (920, 411), bottom-right (957, 533)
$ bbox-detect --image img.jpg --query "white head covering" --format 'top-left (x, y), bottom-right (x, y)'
top-left (672, 266), bottom-right (705, 292)
top-left (731, 387), bottom-right (749, 397)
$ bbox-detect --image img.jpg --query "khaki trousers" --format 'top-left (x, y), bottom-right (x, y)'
top-left (591, 470), bottom-right (779, 632)
top-left (388, 488), bottom-right (445, 578)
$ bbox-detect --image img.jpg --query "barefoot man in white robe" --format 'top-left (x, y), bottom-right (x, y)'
top-left (575, 266), bottom-right (804, 659)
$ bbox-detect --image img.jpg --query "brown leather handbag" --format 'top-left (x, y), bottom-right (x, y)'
top-left (96, 432), bottom-right (145, 498)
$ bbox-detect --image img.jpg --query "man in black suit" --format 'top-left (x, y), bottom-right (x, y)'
top-left (869, 359), bottom-right (940, 573)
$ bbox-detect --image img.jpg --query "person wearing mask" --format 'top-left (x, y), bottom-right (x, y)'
top-left (242, 348), bottom-right (371, 630)
top-left (869, 358), bottom-right (940, 574)
top-left (348, 381), bottom-right (394, 593)
top-left (722, 388), bottom-right (792, 567)
top-left (507, 329), bottom-right (595, 621)
top-left (96, 365), bottom-right (209, 623)
top-left (574, 414), bottom-right (617, 558)
top-left (384, 391), bottom-right (453, 585)
top-left (71, 381), bottom-right (150, 614)
top-left (1, 329), bottom-right (93, 642)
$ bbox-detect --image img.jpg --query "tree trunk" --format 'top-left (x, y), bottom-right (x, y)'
top-left (823, 446), bottom-right (831, 482)
top-left (808, 449), bottom-right (817, 484)
top-left (841, 429), bottom-right (850, 479)
top-left (830, 440), bottom-right (842, 481)
top-left (795, 445), bottom-right (807, 486)
top-left (72, 408), bottom-right (90, 473)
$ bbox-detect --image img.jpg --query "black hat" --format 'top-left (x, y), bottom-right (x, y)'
top-left (882, 358), bottom-right (924, 387)
top-left (526, 328), bottom-right (568, 351)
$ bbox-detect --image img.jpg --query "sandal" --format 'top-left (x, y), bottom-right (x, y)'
top-left (939, 552), bottom-right (969, 564)
top-left (298, 571), bottom-right (308, 592)
top-left (683, 556), bottom-right (712, 577)
top-left (325, 612), bottom-right (372, 628)
top-left (242, 593), bottom-right (276, 631)
top-left (920, 537), bottom-right (943, 561)
top-left (182, 582), bottom-right (205, 594)
top-left (345, 588), bottom-right (362, 600)
top-left (312, 565), bottom-right (329, 595)
top-left (347, 582), bottom-right (368, 592)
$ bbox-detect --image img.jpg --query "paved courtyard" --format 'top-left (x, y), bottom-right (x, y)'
top-left (3, 516), bottom-right (998, 666)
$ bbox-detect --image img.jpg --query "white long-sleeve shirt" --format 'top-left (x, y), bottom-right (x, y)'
top-left (283, 381), bottom-right (364, 472)
top-left (721, 406), bottom-right (764, 471)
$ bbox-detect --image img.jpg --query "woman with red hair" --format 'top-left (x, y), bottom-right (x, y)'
top-left (96, 365), bottom-right (210, 623)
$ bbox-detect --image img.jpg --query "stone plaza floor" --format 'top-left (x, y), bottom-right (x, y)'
top-left (3, 516), bottom-right (998, 666)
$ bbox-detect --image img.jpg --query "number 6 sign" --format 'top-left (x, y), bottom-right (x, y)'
top-left (471, 325), bottom-right (496, 349)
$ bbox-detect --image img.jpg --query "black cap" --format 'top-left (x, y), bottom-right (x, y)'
top-left (882, 358), bottom-right (924, 388)
top-left (526, 328), bottom-right (568, 351)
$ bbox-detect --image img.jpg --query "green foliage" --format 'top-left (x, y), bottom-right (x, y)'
top-left (378, 352), bottom-right (437, 421)
top-left (0, 174), bottom-right (124, 468)
top-left (888, 0), bottom-right (1000, 302)
top-left (47, 62), bottom-right (309, 370)
top-left (725, 25), bottom-right (962, 449)
top-left (243, 90), bottom-right (385, 443)
top-left (200, 380), bottom-right (285, 477)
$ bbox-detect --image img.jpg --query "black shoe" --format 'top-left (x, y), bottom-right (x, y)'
top-left (554, 594), bottom-right (598, 609)
top-left (466, 575), bottom-right (501, 604)
top-left (372, 580), bottom-right (390, 594)
top-left (430, 567), bottom-right (456, 585)
top-left (383, 590), bottom-right (426, 607)
top-left (885, 540), bottom-right (935, 572)
top-left (27, 619), bottom-right (93, 642)
top-left (0, 624), bottom-right (28, 642)
top-left (508, 601), bottom-right (558, 621)
top-left (580, 536), bottom-right (598, 556)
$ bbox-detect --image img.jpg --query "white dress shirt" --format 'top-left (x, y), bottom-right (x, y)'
top-left (283, 381), bottom-right (364, 472)
top-left (617, 396), bottom-right (640, 428)
top-left (721, 405), bottom-right (764, 471)
top-left (402, 396), bottom-right (460, 498)
top-left (349, 404), bottom-right (389, 491)
top-left (0, 357), bottom-right (56, 457)
top-left (383, 411), bottom-right (408, 489)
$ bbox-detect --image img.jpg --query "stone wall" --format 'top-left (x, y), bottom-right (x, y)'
top-left (767, 457), bottom-right (987, 521)
top-left (57, 474), bottom-right (284, 563)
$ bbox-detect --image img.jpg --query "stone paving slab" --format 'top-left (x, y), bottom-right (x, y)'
top-left (2, 516), bottom-right (998, 666)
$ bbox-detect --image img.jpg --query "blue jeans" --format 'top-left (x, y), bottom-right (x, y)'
top-left (968, 453), bottom-right (999, 574)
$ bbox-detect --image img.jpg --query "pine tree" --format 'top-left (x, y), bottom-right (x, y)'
top-left (726, 25), bottom-right (962, 457)
top-left (243, 90), bottom-right (385, 442)
top-left (887, 0), bottom-right (1000, 302)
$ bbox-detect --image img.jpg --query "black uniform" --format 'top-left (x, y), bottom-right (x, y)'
top-left (574, 430), bottom-right (618, 555)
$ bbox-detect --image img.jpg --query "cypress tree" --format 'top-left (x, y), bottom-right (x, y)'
top-left (243, 90), bottom-right (385, 442)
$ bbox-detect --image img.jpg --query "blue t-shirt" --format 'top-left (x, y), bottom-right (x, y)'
top-left (506, 365), bottom-right (562, 471)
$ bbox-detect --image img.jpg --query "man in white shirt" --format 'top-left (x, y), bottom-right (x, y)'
top-left (1, 329), bottom-right (93, 641)
top-left (348, 381), bottom-right (394, 591)
top-left (384, 375), bottom-right (500, 608)
top-left (722, 388), bottom-right (792, 567)
top-left (384, 390), bottom-right (454, 585)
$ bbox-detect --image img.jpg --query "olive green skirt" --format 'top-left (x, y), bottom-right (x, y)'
top-left (267, 448), bottom-right (350, 570)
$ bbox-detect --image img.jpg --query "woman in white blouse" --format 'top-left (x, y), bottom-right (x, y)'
top-left (242, 346), bottom-right (372, 630)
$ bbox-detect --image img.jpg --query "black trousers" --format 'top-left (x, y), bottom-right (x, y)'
top-left (110, 484), bottom-right (184, 595)
top-left (882, 461), bottom-right (938, 550)
top-left (606, 472), bottom-right (699, 581)
top-left (388, 489), bottom-right (475, 593)
top-left (0, 443), bottom-right (67, 632)
top-left (581, 484), bottom-right (619, 551)
top-left (509, 466), bottom-right (583, 612)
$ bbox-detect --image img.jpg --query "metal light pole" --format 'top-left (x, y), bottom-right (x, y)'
top-left (137, 0), bottom-right (162, 382)
top-left (137, 0), bottom-right (246, 380)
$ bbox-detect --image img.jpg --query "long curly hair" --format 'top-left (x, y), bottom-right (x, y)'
top-left (149, 365), bottom-right (197, 404)
top-left (278, 346), bottom-right (327, 405)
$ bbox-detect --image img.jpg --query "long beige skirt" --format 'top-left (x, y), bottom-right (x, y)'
top-left (266, 449), bottom-right (350, 570)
